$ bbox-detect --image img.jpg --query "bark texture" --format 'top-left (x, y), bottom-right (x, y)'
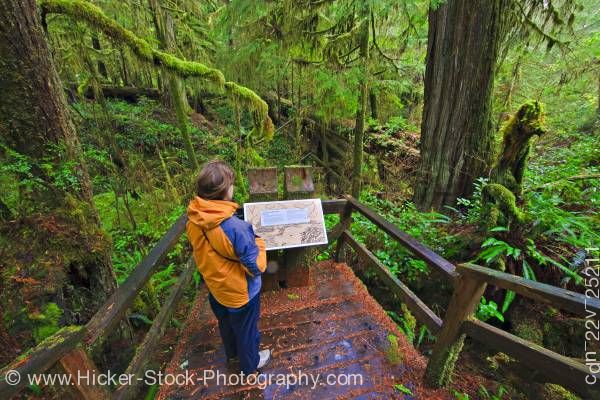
top-left (148, 0), bottom-right (199, 170)
top-left (351, 14), bottom-right (370, 198)
top-left (0, 0), bottom-right (116, 350)
top-left (414, 0), bottom-right (509, 210)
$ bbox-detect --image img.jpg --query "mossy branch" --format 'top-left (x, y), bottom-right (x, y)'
top-left (39, 0), bottom-right (274, 138)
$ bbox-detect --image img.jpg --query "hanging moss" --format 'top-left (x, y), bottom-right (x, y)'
top-left (39, 0), bottom-right (274, 139)
top-left (225, 82), bottom-right (274, 139)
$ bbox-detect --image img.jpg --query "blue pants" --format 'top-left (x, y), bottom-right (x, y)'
top-left (208, 293), bottom-right (260, 374)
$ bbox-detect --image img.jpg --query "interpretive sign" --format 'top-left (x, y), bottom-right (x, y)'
top-left (244, 199), bottom-right (328, 250)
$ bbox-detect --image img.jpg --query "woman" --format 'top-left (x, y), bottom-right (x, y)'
top-left (186, 160), bottom-right (271, 374)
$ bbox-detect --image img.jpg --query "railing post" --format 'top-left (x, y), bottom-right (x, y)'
top-left (60, 347), bottom-right (110, 399)
top-left (334, 199), bottom-right (353, 263)
top-left (248, 167), bottom-right (281, 291)
top-left (424, 274), bottom-right (487, 387)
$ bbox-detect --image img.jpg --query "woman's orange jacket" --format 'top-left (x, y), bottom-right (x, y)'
top-left (186, 197), bottom-right (266, 308)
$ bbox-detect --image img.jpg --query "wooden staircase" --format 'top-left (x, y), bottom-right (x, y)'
top-left (157, 261), bottom-right (451, 400)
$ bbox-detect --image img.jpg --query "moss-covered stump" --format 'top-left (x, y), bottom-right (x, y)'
top-left (480, 183), bottom-right (525, 232)
top-left (478, 101), bottom-right (545, 233)
top-left (491, 100), bottom-right (545, 197)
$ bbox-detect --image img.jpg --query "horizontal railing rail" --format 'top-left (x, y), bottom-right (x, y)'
top-left (335, 195), bottom-right (599, 399)
top-left (0, 199), bottom-right (347, 399)
top-left (340, 230), bottom-right (443, 333)
top-left (457, 262), bottom-right (599, 317)
top-left (343, 195), bottom-right (458, 281)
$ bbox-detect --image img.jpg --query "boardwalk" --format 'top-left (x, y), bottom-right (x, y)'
top-left (157, 261), bottom-right (452, 399)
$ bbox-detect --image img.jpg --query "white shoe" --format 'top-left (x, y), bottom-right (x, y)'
top-left (257, 349), bottom-right (271, 369)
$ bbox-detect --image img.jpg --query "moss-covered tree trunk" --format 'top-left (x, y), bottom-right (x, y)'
top-left (0, 0), bottom-right (117, 352)
top-left (351, 12), bottom-right (370, 198)
top-left (414, 0), bottom-right (509, 210)
top-left (91, 34), bottom-right (108, 79)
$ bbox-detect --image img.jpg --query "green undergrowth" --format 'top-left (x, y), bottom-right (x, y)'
top-left (346, 119), bottom-right (598, 329)
top-left (350, 191), bottom-right (459, 285)
top-left (76, 98), bottom-right (298, 300)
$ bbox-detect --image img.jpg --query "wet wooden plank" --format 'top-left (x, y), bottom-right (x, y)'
top-left (344, 195), bottom-right (458, 282)
top-left (458, 263), bottom-right (600, 316)
top-left (156, 262), bottom-right (443, 400)
top-left (464, 319), bottom-right (599, 399)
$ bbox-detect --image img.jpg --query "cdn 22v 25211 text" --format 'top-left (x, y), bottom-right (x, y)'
top-left (583, 247), bottom-right (600, 386)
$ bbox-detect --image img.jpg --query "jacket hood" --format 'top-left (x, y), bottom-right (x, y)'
top-left (187, 196), bottom-right (238, 231)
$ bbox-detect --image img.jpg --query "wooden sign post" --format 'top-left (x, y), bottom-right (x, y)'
top-left (247, 167), bottom-right (281, 291)
top-left (284, 166), bottom-right (315, 287)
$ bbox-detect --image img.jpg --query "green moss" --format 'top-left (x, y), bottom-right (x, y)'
top-left (492, 101), bottom-right (545, 196)
top-left (481, 183), bottom-right (525, 231)
top-left (13, 325), bottom-right (83, 364)
top-left (425, 334), bottom-right (466, 387)
top-left (1, 203), bottom-right (110, 345)
top-left (513, 319), bottom-right (544, 344)
top-left (400, 303), bottom-right (417, 343)
top-left (224, 82), bottom-right (274, 139)
top-left (385, 334), bottom-right (404, 365)
top-left (541, 383), bottom-right (581, 400)
top-left (485, 352), bottom-right (512, 371)
top-left (28, 302), bottom-right (63, 343)
top-left (39, 0), bottom-right (274, 139)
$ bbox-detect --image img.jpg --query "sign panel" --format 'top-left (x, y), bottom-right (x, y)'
top-left (244, 199), bottom-right (328, 250)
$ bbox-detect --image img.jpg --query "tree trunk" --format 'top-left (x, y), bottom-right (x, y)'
top-left (369, 89), bottom-right (378, 120)
top-left (414, 0), bottom-right (508, 210)
top-left (0, 0), bottom-right (117, 344)
top-left (147, 0), bottom-right (198, 169)
top-left (119, 46), bottom-right (130, 86)
top-left (351, 13), bottom-right (370, 198)
top-left (91, 34), bottom-right (108, 79)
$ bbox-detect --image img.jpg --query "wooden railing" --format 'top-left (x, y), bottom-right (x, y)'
top-left (0, 200), bottom-right (346, 399)
top-left (1, 196), bottom-right (597, 398)
top-left (335, 195), bottom-right (600, 399)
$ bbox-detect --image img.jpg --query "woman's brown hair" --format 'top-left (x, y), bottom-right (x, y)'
top-left (195, 160), bottom-right (235, 200)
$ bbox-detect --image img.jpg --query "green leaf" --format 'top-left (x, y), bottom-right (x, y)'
top-left (501, 290), bottom-right (516, 313)
top-left (522, 260), bottom-right (537, 281)
top-left (393, 384), bottom-right (413, 395)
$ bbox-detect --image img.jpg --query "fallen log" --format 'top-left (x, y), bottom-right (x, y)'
top-left (68, 84), bottom-right (161, 102)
